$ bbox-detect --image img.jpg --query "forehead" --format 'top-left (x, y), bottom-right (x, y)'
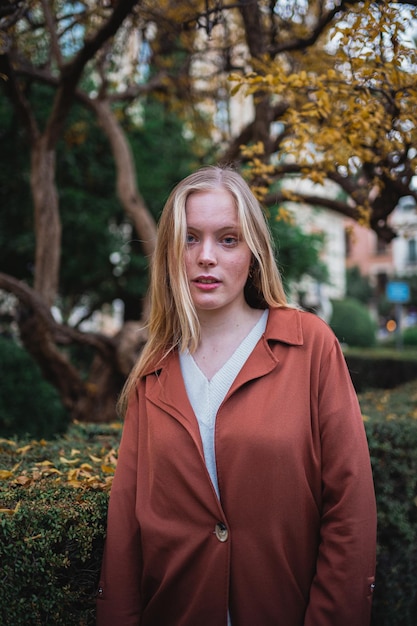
top-left (185, 189), bottom-right (239, 226)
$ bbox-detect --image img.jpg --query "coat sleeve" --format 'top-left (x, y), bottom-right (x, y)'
top-left (96, 386), bottom-right (142, 626)
top-left (304, 336), bottom-right (377, 626)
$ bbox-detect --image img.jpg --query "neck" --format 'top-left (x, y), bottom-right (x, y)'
top-left (197, 303), bottom-right (258, 338)
top-left (191, 305), bottom-right (265, 380)
top-left (195, 305), bottom-right (265, 354)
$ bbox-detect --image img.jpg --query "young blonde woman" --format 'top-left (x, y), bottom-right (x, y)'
top-left (97, 166), bottom-right (376, 626)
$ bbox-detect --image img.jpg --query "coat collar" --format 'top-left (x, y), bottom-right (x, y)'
top-left (143, 306), bottom-right (303, 395)
top-left (142, 307), bottom-right (304, 464)
top-left (143, 306), bottom-right (304, 378)
top-left (263, 306), bottom-right (304, 346)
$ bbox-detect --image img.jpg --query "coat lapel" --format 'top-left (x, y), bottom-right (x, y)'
top-left (227, 307), bottom-right (304, 397)
top-left (143, 308), bottom-right (304, 449)
top-left (145, 352), bottom-right (205, 456)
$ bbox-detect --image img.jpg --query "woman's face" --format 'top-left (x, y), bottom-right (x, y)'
top-left (184, 188), bottom-right (252, 318)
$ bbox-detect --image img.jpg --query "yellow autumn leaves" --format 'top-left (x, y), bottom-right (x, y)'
top-left (358, 381), bottom-right (417, 422)
top-left (0, 501), bottom-right (21, 516)
top-left (228, 0), bottom-right (417, 222)
top-left (0, 439), bottom-right (117, 492)
top-left (0, 424), bottom-right (122, 516)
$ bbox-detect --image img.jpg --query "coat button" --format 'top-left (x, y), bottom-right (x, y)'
top-left (215, 522), bottom-right (228, 542)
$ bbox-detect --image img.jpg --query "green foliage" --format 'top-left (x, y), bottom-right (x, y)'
top-left (362, 383), bottom-right (417, 626)
top-left (344, 348), bottom-right (417, 392)
top-left (268, 208), bottom-right (328, 289)
top-left (0, 81), bottom-right (123, 310)
top-left (359, 381), bottom-right (417, 422)
top-left (0, 85), bottom-right (34, 281)
top-left (0, 486), bottom-right (108, 625)
top-left (127, 98), bottom-right (201, 219)
top-left (403, 326), bottom-right (417, 347)
top-left (58, 103), bottom-right (123, 313)
top-left (0, 337), bottom-right (69, 438)
top-left (57, 94), bottom-right (202, 320)
top-left (330, 298), bottom-right (377, 347)
top-left (346, 266), bottom-right (374, 304)
top-left (0, 422), bottom-right (120, 625)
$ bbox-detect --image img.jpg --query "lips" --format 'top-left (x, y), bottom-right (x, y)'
top-left (194, 275), bottom-right (220, 284)
top-left (193, 276), bottom-right (221, 289)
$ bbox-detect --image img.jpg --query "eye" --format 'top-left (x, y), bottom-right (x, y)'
top-left (186, 232), bottom-right (198, 245)
top-left (221, 235), bottom-right (239, 247)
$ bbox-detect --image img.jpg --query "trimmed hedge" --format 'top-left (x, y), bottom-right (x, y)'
top-left (0, 422), bottom-right (120, 625)
top-left (0, 486), bottom-right (108, 625)
top-left (1, 386), bottom-right (417, 625)
top-left (345, 350), bottom-right (417, 392)
top-left (366, 419), bottom-right (417, 626)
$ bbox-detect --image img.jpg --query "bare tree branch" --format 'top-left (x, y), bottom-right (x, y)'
top-left (0, 272), bottom-right (115, 355)
top-left (268, 0), bottom-right (350, 55)
top-left (91, 98), bottom-right (157, 258)
top-left (45, 0), bottom-right (140, 147)
top-left (40, 0), bottom-right (63, 67)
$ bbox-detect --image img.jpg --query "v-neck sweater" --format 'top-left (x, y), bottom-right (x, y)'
top-left (179, 310), bottom-right (268, 499)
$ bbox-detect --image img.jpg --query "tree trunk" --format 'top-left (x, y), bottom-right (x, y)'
top-left (92, 97), bottom-right (158, 373)
top-left (0, 272), bottom-right (123, 422)
top-left (18, 311), bottom-right (124, 423)
top-left (93, 98), bottom-right (157, 258)
top-left (30, 135), bottom-right (61, 306)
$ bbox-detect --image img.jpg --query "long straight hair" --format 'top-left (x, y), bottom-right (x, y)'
top-left (118, 165), bottom-right (287, 413)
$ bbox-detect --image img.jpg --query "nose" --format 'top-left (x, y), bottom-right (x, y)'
top-left (197, 238), bottom-right (217, 266)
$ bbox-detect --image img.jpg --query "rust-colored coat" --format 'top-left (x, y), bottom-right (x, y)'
top-left (97, 308), bottom-right (377, 626)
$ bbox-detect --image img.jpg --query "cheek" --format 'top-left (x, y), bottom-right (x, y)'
top-left (231, 253), bottom-right (251, 280)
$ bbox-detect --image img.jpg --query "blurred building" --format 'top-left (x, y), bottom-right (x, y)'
top-left (346, 195), bottom-right (417, 295)
top-left (277, 177), bottom-right (346, 320)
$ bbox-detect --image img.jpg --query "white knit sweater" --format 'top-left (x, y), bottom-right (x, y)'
top-left (179, 309), bottom-right (268, 498)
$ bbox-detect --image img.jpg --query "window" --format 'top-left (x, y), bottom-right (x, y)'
top-left (345, 229), bottom-right (352, 258)
top-left (376, 237), bottom-right (388, 256)
top-left (375, 272), bottom-right (388, 296)
top-left (408, 238), bottom-right (417, 264)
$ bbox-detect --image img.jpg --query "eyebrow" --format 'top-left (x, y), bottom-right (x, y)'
top-left (185, 223), bottom-right (240, 233)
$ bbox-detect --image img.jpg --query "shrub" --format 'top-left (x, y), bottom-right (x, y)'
top-left (0, 336), bottom-right (69, 438)
top-left (0, 422), bottom-right (120, 625)
top-left (0, 486), bottom-right (108, 625)
top-left (330, 298), bottom-right (377, 347)
top-left (403, 325), bottom-right (417, 346)
top-left (360, 382), bottom-right (417, 626)
top-left (344, 350), bottom-right (417, 392)
top-left (365, 417), bottom-right (417, 626)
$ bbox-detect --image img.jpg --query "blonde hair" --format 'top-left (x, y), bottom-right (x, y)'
top-left (118, 165), bottom-right (287, 412)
